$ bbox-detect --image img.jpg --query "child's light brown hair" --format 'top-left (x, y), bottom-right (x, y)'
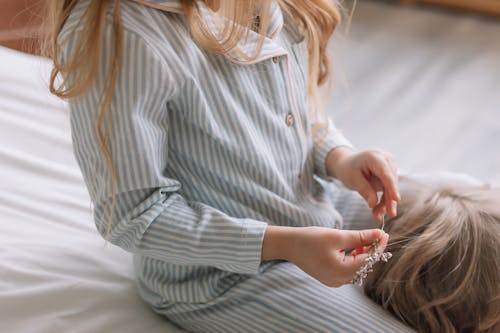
top-left (364, 177), bottom-right (500, 333)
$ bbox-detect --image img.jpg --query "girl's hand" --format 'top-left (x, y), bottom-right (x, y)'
top-left (326, 147), bottom-right (401, 221)
top-left (288, 227), bottom-right (388, 287)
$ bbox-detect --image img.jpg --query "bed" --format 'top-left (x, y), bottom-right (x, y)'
top-left (0, 47), bottom-right (185, 333)
top-left (1, 1), bottom-right (499, 332)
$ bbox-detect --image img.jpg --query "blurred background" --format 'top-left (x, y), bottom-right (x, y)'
top-left (326, 0), bottom-right (500, 185)
top-left (2, 0), bottom-right (499, 185)
top-left (2, 0), bottom-right (499, 186)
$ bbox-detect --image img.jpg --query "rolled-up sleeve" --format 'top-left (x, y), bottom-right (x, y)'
top-left (64, 25), bottom-right (267, 275)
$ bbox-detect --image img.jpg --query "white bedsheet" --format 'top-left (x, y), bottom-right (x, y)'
top-left (0, 47), bottom-right (184, 333)
top-left (1, 1), bottom-right (499, 332)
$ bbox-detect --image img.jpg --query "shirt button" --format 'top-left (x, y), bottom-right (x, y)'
top-left (272, 56), bottom-right (283, 63)
top-left (285, 112), bottom-right (294, 127)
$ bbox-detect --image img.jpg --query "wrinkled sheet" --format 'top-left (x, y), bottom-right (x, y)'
top-left (0, 46), bottom-right (184, 333)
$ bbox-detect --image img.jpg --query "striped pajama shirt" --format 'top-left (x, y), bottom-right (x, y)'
top-left (60, 0), bottom-right (415, 331)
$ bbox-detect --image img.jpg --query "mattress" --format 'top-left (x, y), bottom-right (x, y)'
top-left (1, 1), bottom-right (499, 332)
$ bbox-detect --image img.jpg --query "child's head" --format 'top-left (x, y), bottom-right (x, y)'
top-left (364, 177), bottom-right (500, 333)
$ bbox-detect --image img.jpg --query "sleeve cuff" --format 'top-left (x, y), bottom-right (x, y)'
top-left (313, 129), bottom-right (355, 180)
top-left (137, 191), bottom-right (269, 275)
top-left (226, 219), bottom-right (268, 275)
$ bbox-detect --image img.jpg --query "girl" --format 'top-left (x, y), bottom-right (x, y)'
top-left (363, 176), bottom-right (500, 333)
top-left (46, 0), bottom-right (411, 331)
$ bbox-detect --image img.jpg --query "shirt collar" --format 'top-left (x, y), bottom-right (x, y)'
top-left (132, 0), bottom-right (289, 64)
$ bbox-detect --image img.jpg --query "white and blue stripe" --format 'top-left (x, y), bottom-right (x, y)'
top-left (59, 0), bottom-right (414, 331)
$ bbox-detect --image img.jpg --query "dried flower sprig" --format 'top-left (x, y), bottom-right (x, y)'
top-left (350, 215), bottom-right (392, 286)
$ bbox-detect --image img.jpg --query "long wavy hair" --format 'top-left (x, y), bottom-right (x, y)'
top-left (43, 0), bottom-right (343, 239)
top-left (364, 178), bottom-right (500, 333)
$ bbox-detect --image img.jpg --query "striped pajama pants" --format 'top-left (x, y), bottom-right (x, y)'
top-left (139, 178), bottom-right (421, 333)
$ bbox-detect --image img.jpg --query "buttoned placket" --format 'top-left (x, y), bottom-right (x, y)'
top-left (205, 1), bottom-right (310, 192)
top-left (269, 50), bottom-right (309, 188)
top-left (197, 0), bottom-right (309, 187)
top-left (271, 56), bottom-right (295, 128)
top-left (135, 0), bottom-right (309, 187)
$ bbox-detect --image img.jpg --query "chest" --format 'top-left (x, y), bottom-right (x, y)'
top-left (169, 31), bottom-right (309, 140)
top-left (164, 31), bottom-right (312, 183)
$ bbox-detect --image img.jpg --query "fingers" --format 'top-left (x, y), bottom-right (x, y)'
top-left (372, 192), bottom-right (387, 221)
top-left (384, 152), bottom-right (398, 179)
top-left (341, 252), bottom-right (370, 274)
top-left (388, 199), bottom-right (398, 218)
top-left (333, 229), bottom-right (390, 286)
top-left (371, 191), bottom-right (398, 220)
top-left (372, 156), bottom-right (400, 204)
top-left (339, 229), bottom-right (387, 249)
top-left (367, 151), bottom-right (400, 218)
top-left (340, 230), bottom-right (389, 279)
top-left (342, 149), bottom-right (400, 217)
top-left (358, 176), bottom-right (379, 209)
top-left (350, 245), bottom-right (369, 257)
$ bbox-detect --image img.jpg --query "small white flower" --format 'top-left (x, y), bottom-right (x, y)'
top-left (350, 217), bottom-right (393, 286)
top-left (350, 241), bottom-right (392, 286)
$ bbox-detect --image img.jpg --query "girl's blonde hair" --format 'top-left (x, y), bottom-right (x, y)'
top-left (43, 0), bottom-right (342, 239)
top-left (364, 178), bottom-right (500, 333)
